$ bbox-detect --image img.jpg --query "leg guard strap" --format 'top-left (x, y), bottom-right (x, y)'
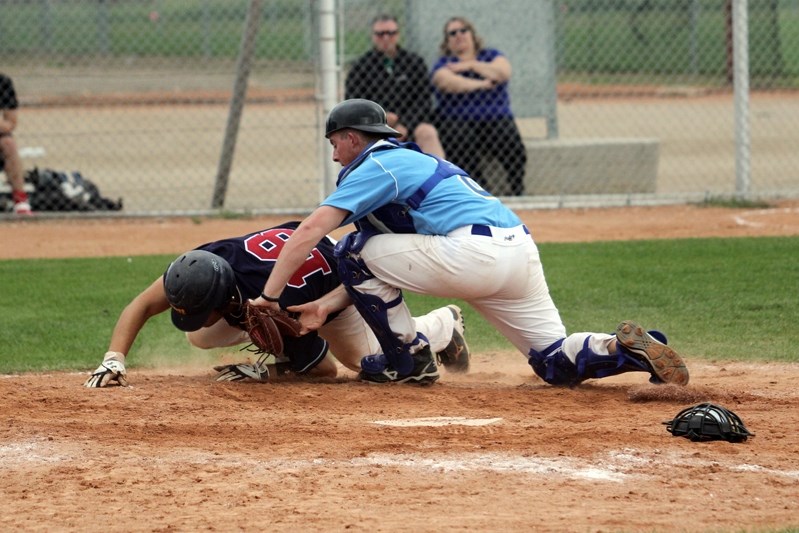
top-left (575, 339), bottom-right (650, 380)
top-left (346, 288), bottom-right (414, 371)
top-left (334, 230), bottom-right (377, 287)
top-left (529, 332), bottom-right (662, 386)
top-left (361, 333), bottom-right (428, 375)
top-left (335, 231), bottom-right (417, 374)
top-left (528, 339), bottom-right (579, 386)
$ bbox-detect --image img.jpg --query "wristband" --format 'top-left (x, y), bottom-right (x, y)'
top-left (260, 293), bottom-right (281, 303)
top-left (104, 351), bottom-right (125, 362)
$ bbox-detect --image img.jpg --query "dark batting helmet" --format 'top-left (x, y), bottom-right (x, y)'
top-left (163, 250), bottom-right (237, 332)
top-left (325, 98), bottom-right (400, 138)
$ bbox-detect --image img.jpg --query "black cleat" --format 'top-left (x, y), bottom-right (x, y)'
top-left (436, 305), bottom-right (471, 373)
top-left (358, 346), bottom-right (440, 385)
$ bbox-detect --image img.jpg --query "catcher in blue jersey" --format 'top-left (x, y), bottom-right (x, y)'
top-left (84, 222), bottom-right (469, 387)
top-left (254, 99), bottom-right (690, 387)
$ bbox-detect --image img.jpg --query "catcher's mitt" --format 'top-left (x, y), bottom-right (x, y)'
top-left (243, 302), bottom-right (302, 356)
top-left (663, 402), bottom-right (753, 442)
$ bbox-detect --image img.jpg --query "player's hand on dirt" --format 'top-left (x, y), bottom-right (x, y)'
top-left (286, 301), bottom-right (329, 335)
top-left (213, 362), bottom-right (269, 382)
top-left (84, 352), bottom-right (128, 388)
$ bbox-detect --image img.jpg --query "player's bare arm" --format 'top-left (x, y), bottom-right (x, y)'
top-left (441, 55), bottom-right (511, 85)
top-left (85, 277), bottom-right (171, 388)
top-left (433, 67), bottom-right (494, 93)
top-left (108, 277), bottom-right (171, 356)
top-left (257, 205), bottom-right (348, 307)
top-left (288, 285), bottom-right (352, 335)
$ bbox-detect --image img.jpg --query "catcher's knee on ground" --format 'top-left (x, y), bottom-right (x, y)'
top-left (528, 339), bottom-right (576, 385)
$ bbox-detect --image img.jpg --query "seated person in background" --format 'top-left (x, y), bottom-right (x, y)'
top-left (84, 222), bottom-right (469, 387)
top-left (431, 17), bottom-right (527, 196)
top-left (0, 72), bottom-right (32, 215)
top-left (345, 14), bottom-right (445, 158)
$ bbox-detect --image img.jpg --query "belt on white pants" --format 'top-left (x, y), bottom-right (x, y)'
top-left (448, 224), bottom-right (530, 241)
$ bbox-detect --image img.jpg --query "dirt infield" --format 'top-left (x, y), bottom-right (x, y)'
top-left (3, 201), bottom-right (799, 259)
top-left (2, 203), bottom-right (799, 532)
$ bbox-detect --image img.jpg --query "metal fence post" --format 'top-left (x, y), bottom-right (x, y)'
top-left (211, 0), bottom-right (263, 209)
top-left (319, 0), bottom-right (338, 199)
top-left (733, 0), bottom-right (751, 197)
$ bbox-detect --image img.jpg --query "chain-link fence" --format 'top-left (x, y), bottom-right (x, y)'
top-left (1, 0), bottom-right (321, 216)
top-left (1, 0), bottom-right (798, 217)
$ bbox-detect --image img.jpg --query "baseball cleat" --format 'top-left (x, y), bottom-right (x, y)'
top-left (359, 346), bottom-right (440, 385)
top-left (13, 201), bottom-right (33, 216)
top-left (615, 320), bottom-right (689, 386)
top-left (436, 305), bottom-right (470, 373)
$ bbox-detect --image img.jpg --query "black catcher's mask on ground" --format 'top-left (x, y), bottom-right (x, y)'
top-left (663, 402), bottom-right (753, 442)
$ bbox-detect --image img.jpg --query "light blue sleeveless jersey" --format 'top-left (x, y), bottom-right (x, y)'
top-left (321, 140), bottom-right (522, 235)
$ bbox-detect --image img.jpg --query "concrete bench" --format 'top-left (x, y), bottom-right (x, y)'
top-left (523, 137), bottom-right (659, 195)
top-left (482, 138), bottom-right (659, 196)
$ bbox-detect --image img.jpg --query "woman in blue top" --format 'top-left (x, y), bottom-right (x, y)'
top-left (431, 16), bottom-right (527, 196)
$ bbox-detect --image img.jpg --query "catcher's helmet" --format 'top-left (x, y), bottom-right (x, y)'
top-left (663, 402), bottom-right (753, 442)
top-left (325, 98), bottom-right (400, 138)
top-left (163, 250), bottom-right (237, 332)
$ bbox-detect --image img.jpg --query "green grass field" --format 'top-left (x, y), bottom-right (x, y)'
top-left (1, 235), bottom-right (796, 375)
top-left (558, 0), bottom-right (799, 84)
top-left (3, 0), bottom-right (799, 86)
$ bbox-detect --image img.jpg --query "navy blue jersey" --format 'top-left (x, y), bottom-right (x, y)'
top-left (196, 222), bottom-right (341, 374)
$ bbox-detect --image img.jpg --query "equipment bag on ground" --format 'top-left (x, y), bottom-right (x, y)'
top-left (24, 167), bottom-right (123, 212)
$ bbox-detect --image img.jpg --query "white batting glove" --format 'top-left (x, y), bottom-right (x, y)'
top-left (213, 361), bottom-right (270, 382)
top-left (84, 352), bottom-right (129, 388)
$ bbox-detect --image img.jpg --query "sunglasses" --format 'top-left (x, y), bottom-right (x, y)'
top-left (447, 27), bottom-right (470, 37)
top-left (373, 30), bottom-right (399, 37)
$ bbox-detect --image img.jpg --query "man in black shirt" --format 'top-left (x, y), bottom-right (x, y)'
top-left (345, 14), bottom-right (445, 158)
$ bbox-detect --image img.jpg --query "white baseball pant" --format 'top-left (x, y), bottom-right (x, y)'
top-left (356, 225), bottom-right (613, 363)
top-left (185, 304), bottom-right (457, 372)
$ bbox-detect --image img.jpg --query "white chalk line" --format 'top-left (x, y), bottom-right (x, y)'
top-left (733, 207), bottom-right (799, 228)
top-left (372, 416), bottom-right (503, 427)
top-left (3, 439), bottom-right (798, 484)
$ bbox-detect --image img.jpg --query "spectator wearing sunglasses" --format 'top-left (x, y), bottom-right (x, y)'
top-left (345, 14), bottom-right (445, 158)
top-left (431, 17), bottom-right (527, 196)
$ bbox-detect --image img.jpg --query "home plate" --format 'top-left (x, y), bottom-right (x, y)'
top-left (372, 416), bottom-right (503, 427)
